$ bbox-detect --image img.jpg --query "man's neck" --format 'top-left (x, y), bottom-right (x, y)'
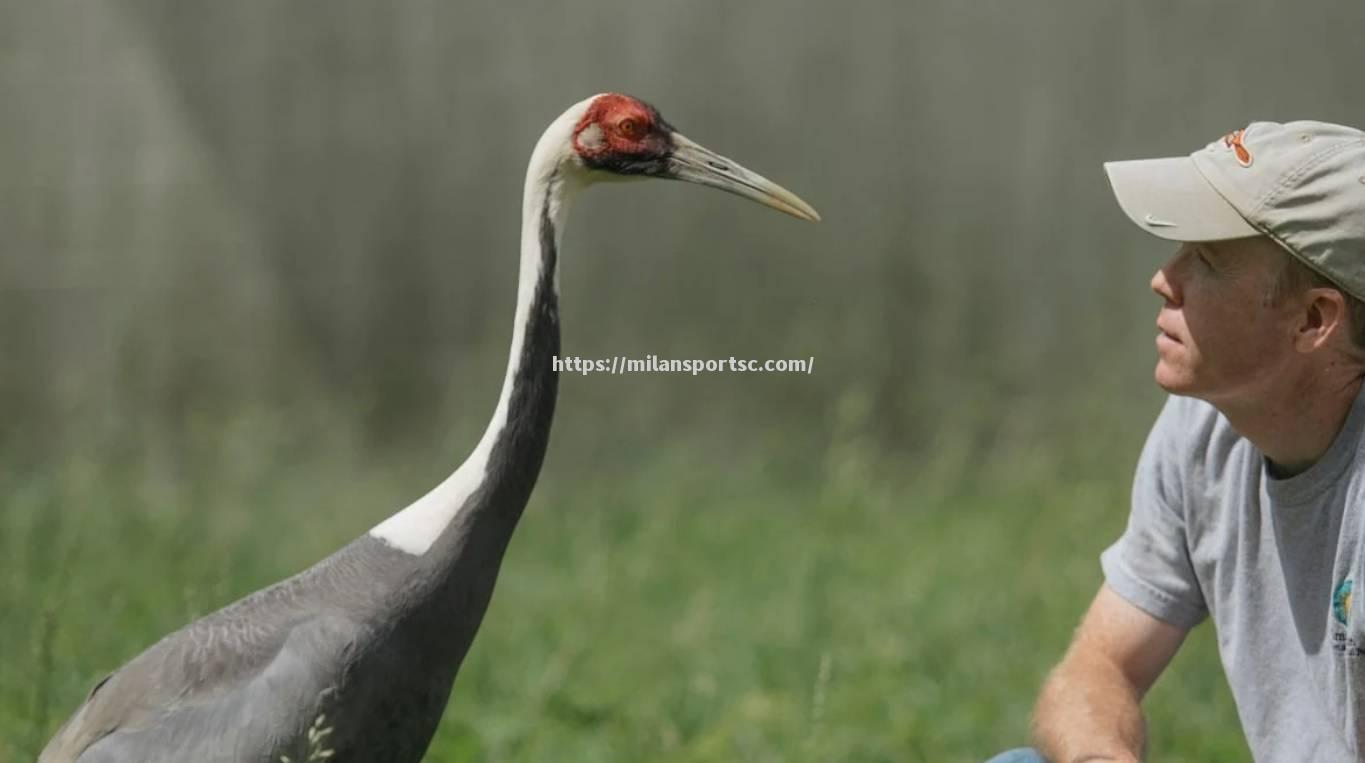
top-left (1213, 366), bottom-right (1365, 478)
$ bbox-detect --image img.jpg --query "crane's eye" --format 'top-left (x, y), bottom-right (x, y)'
top-left (618, 119), bottom-right (643, 139)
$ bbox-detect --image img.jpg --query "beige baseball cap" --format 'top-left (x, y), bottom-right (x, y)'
top-left (1105, 120), bottom-right (1365, 299)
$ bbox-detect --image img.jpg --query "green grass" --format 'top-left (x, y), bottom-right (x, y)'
top-left (0, 432), bottom-right (1246, 762)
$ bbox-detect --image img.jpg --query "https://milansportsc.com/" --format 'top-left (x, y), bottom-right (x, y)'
top-left (552, 355), bottom-right (815, 376)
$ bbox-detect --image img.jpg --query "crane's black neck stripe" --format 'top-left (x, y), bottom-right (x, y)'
top-left (421, 175), bottom-right (561, 617)
top-left (465, 176), bottom-right (560, 526)
top-left (537, 174), bottom-right (561, 276)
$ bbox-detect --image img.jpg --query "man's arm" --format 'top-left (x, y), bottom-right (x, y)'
top-left (1031, 583), bottom-right (1189, 763)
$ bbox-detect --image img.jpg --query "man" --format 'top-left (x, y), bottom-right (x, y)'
top-left (998, 121), bottom-right (1365, 762)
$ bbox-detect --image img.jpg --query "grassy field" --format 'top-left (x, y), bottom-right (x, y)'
top-left (0, 425), bottom-right (1247, 762)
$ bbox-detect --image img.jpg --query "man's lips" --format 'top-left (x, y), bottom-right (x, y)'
top-left (1156, 318), bottom-right (1183, 345)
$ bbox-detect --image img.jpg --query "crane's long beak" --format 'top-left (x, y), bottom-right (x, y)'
top-left (667, 133), bottom-right (821, 222)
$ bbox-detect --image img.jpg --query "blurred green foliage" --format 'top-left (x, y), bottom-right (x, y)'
top-left (4, 0), bottom-right (1363, 759)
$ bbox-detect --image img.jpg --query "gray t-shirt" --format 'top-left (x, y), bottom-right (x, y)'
top-left (1102, 390), bottom-right (1365, 762)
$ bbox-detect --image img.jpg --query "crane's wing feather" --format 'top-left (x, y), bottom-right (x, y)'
top-left (39, 572), bottom-right (370, 763)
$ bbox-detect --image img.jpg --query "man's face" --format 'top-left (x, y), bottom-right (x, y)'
top-left (1150, 236), bottom-right (1303, 404)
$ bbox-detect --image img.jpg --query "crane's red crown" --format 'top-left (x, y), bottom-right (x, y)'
top-left (572, 93), bottom-right (673, 164)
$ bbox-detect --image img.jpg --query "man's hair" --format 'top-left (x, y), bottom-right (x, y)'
top-left (1271, 252), bottom-right (1365, 351)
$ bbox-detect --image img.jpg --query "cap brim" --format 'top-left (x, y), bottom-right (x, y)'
top-left (1104, 157), bottom-right (1259, 241)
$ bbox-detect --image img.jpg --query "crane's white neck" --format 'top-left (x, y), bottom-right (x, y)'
top-left (368, 104), bottom-right (590, 555)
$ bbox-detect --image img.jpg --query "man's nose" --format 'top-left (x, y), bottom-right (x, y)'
top-left (1151, 250), bottom-right (1186, 304)
top-left (1151, 267), bottom-right (1174, 302)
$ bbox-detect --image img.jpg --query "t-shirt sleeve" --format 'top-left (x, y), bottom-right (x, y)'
top-left (1100, 396), bottom-right (1209, 629)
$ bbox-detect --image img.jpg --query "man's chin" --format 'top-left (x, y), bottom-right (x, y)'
top-left (1154, 363), bottom-right (1197, 396)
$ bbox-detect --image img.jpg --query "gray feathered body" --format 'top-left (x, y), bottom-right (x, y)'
top-left (44, 539), bottom-right (446, 762)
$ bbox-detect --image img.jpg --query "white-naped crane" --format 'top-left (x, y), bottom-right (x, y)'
top-left (40, 93), bottom-right (819, 762)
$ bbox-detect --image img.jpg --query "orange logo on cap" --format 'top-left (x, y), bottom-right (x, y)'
top-left (1223, 129), bottom-right (1253, 167)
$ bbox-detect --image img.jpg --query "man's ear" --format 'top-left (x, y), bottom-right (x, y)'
top-left (1296, 288), bottom-right (1349, 353)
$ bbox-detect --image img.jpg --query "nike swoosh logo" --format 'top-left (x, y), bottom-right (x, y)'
top-left (1144, 213), bottom-right (1178, 228)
